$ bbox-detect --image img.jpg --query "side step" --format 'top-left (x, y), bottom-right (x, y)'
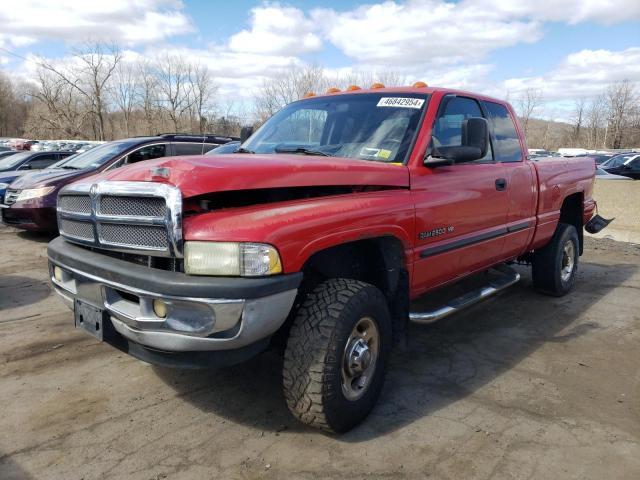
top-left (409, 265), bottom-right (520, 324)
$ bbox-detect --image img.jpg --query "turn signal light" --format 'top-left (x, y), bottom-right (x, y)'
top-left (413, 81), bottom-right (428, 88)
top-left (153, 299), bottom-right (168, 318)
top-left (370, 83), bottom-right (385, 89)
top-left (346, 85), bottom-right (361, 91)
top-left (303, 91), bottom-right (316, 98)
top-left (326, 87), bottom-right (341, 93)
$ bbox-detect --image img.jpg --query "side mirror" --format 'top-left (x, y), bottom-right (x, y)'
top-left (425, 117), bottom-right (489, 166)
top-left (240, 126), bottom-right (254, 143)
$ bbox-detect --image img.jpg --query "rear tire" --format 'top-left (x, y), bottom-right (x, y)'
top-left (532, 222), bottom-right (579, 296)
top-left (282, 278), bottom-right (392, 433)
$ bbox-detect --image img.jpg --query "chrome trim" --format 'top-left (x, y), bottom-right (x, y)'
top-left (57, 180), bottom-right (183, 257)
top-left (50, 259), bottom-right (298, 352)
top-left (409, 265), bottom-right (520, 324)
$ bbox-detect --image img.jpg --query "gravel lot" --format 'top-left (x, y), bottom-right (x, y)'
top-left (1, 225), bottom-right (639, 480)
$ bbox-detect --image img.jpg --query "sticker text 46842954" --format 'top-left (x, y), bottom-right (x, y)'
top-left (377, 97), bottom-right (425, 109)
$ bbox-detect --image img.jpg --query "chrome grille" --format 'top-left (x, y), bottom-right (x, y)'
top-left (59, 218), bottom-right (95, 241)
top-left (4, 189), bottom-right (19, 205)
top-left (99, 223), bottom-right (168, 249)
top-left (99, 196), bottom-right (166, 217)
top-left (56, 181), bottom-right (182, 257)
top-left (59, 194), bottom-right (91, 214)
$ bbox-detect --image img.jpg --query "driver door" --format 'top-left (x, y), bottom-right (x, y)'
top-left (410, 95), bottom-right (509, 296)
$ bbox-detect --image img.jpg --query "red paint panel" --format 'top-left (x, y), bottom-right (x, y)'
top-left (97, 154), bottom-right (409, 198)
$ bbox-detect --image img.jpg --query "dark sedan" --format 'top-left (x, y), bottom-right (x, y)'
top-left (601, 153), bottom-right (640, 180)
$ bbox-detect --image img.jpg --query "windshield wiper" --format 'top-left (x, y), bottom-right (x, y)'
top-left (60, 165), bottom-right (80, 170)
top-left (234, 147), bottom-right (255, 154)
top-left (274, 146), bottom-right (331, 157)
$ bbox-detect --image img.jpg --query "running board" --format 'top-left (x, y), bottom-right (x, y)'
top-left (409, 265), bottom-right (520, 324)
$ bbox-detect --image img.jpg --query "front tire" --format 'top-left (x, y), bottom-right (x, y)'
top-left (532, 222), bottom-right (579, 296)
top-left (282, 278), bottom-right (392, 433)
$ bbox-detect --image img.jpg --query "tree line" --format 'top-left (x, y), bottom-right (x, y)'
top-left (0, 43), bottom-right (638, 151)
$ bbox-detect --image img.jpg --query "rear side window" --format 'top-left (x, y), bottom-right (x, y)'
top-left (484, 102), bottom-right (522, 162)
top-left (125, 144), bottom-right (167, 165)
top-left (26, 154), bottom-right (58, 169)
top-left (173, 143), bottom-right (218, 156)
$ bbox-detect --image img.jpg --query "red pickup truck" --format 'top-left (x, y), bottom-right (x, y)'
top-left (47, 84), bottom-right (603, 433)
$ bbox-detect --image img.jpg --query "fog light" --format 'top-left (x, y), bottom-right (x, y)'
top-left (54, 266), bottom-right (63, 282)
top-left (153, 299), bottom-right (168, 318)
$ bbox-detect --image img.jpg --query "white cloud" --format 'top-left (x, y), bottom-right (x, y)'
top-left (312, 1), bottom-right (542, 66)
top-left (228, 5), bottom-right (322, 56)
top-left (471, 0), bottom-right (640, 25)
top-left (502, 47), bottom-right (640, 100)
top-left (310, 0), bottom-right (640, 69)
top-left (0, 0), bottom-right (193, 47)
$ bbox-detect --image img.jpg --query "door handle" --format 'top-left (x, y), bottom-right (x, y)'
top-left (495, 178), bottom-right (507, 191)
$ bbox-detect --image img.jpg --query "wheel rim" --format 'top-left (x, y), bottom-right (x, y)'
top-left (341, 316), bottom-right (380, 401)
top-left (561, 240), bottom-right (575, 282)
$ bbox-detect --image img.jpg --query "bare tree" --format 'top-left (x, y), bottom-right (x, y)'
top-left (189, 63), bottom-right (218, 134)
top-left (515, 88), bottom-right (544, 141)
top-left (254, 64), bottom-right (328, 122)
top-left (154, 54), bottom-right (196, 132)
top-left (26, 68), bottom-right (89, 138)
top-left (0, 72), bottom-right (29, 137)
top-left (110, 60), bottom-right (140, 137)
top-left (137, 60), bottom-right (160, 135)
top-left (570, 98), bottom-right (587, 147)
top-left (585, 95), bottom-right (606, 149)
top-left (605, 80), bottom-right (636, 149)
top-left (38, 42), bottom-right (122, 140)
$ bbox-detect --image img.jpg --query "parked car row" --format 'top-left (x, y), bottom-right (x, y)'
top-left (0, 138), bottom-right (104, 153)
top-left (0, 134), bottom-right (238, 231)
top-left (528, 148), bottom-right (639, 180)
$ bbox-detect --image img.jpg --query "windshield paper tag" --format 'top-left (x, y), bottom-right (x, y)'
top-left (377, 97), bottom-right (424, 109)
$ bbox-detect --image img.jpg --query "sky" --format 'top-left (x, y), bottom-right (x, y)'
top-left (0, 0), bottom-right (639, 121)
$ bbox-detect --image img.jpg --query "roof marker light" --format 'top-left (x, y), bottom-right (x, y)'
top-left (326, 87), bottom-right (341, 93)
top-left (370, 83), bottom-right (385, 89)
top-left (303, 91), bottom-right (316, 98)
top-left (413, 81), bottom-right (428, 88)
top-left (346, 85), bottom-right (361, 91)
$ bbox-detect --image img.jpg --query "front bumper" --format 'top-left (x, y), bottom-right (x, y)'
top-left (1, 204), bottom-right (58, 231)
top-left (48, 237), bottom-right (301, 363)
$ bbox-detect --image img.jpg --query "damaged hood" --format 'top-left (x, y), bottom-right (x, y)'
top-left (91, 154), bottom-right (410, 198)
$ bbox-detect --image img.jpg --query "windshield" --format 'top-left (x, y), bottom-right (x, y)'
top-left (0, 151), bottom-right (31, 170)
top-left (57, 140), bottom-right (139, 170)
top-left (243, 93), bottom-right (428, 163)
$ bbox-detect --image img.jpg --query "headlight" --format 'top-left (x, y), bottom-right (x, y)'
top-left (16, 187), bottom-right (55, 202)
top-left (0, 183), bottom-right (8, 190)
top-left (184, 241), bottom-right (282, 276)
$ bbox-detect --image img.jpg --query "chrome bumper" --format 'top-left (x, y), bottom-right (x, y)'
top-left (49, 261), bottom-right (298, 352)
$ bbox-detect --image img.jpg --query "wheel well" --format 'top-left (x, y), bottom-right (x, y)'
top-left (559, 192), bottom-right (584, 255)
top-left (298, 237), bottom-right (409, 341)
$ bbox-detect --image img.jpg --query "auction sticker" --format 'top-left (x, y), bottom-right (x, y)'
top-left (377, 97), bottom-right (425, 109)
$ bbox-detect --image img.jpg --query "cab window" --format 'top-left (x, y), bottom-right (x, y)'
top-left (431, 96), bottom-right (492, 161)
top-left (483, 102), bottom-right (522, 162)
